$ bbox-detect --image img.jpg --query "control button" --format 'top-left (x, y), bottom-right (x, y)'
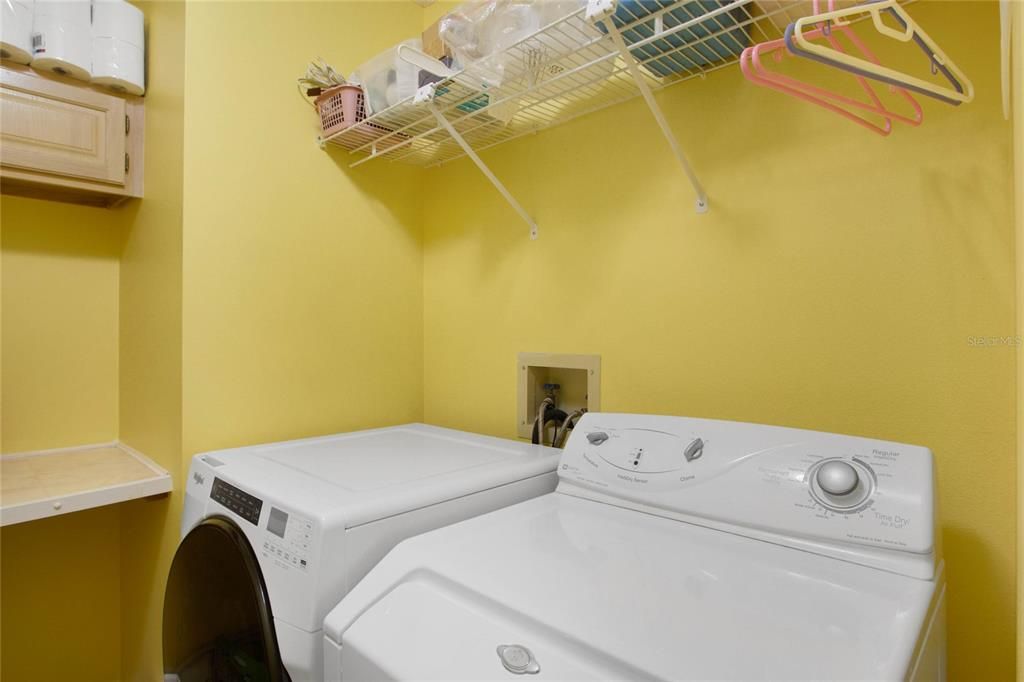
top-left (816, 460), bottom-right (859, 496)
top-left (497, 645), bottom-right (540, 675)
top-left (587, 432), bottom-right (609, 445)
top-left (683, 438), bottom-right (704, 462)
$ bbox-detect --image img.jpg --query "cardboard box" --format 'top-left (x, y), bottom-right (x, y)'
top-left (422, 16), bottom-right (452, 61)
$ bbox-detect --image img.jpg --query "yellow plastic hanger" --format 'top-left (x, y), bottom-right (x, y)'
top-left (788, 0), bottom-right (974, 105)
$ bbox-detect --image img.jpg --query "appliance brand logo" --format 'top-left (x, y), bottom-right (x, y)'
top-left (193, 472), bottom-right (205, 486)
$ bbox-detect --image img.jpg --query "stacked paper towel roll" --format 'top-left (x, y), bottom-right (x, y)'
top-left (1, 0), bottom-right (34, 64)
top-left (92, 0), bottom-right (144, 95)
top-left (31, 0), bottom-right (92, 81)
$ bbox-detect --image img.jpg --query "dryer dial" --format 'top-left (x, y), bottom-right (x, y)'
top-left (816, 460), bottom-right (859, 496)
top-left (807, 458), bottom-right (873, 512)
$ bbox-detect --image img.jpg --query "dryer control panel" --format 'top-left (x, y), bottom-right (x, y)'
top-left (558, 413), bottom-right (936, 578)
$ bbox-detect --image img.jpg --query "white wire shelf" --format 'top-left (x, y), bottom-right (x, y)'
top-left (320, 0), bottom-right (911, 235)
top-left (322, 0), bottom-right (816, 168)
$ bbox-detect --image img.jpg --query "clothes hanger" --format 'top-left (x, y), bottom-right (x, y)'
top-left (785, 0), bottom-right (974, 106)
top-left (740, 0), bottom-right (921, 136)
top-left (751, 32), bottom-right (922, 128)
top-left (740, 41), bottom-right (891, 136)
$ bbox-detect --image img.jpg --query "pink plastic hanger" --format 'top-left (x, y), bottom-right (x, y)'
top-left (740, 39), bottom-right (892, 136)
top-left (740, 0), bottom-right (922, 136)
top-left (751, 27), bottom-right (924, 127)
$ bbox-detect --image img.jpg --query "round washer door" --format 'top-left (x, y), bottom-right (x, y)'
top-left (163, 516), bottom-right (290, 682)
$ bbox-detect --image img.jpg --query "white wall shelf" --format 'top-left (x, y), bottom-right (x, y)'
top-left (320, 0), bottom-right (910, 238)
top-left (0, 442), bottom-right (172, 527)
top-left (321, 0), bottom-right (814, 234)
top-left (324, 0), bottom-right (801, 165)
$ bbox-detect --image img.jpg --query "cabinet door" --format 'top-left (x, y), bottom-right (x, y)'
top-left (1, 68), bottom-right (126, 186)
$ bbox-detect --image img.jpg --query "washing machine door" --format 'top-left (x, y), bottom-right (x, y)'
top-left (163, 516), bottom-right (290, 682)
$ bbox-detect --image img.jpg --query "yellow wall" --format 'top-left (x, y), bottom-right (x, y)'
top-left (1, 199), bottom-right (123, 452)
top-left (5, 4), bottom-right (426, 679)
top-left (1015, 1), bottom-right (1023, 678)
top-left (0, 507), bottom-right (123, 681)
top-left (1, 198), bottom-right (127, 679)
top-left (1, 1), bottom-right (1017, 680)
top-left (106, 2), bottom-right (427, 677)
top-left (0, 4), bottom-right (185, 679)
top-left (180, 1), bottom-right (425, 458)
top-left (422, 1), bottom-right (1015, 679)
top-left (117, 2), bottom-right (186, 680)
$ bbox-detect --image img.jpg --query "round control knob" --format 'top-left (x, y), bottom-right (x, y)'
top-left (816, 460), bottom-right (859, 496)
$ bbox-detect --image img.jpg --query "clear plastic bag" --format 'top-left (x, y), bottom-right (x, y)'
top-left (439, 0), bottom-right (586, 87)
top-left (349, 39), bottom-right (423, 115)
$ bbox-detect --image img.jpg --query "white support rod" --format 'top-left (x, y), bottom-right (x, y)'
top-left (600, 18), bottom-right (709, 213)
top-left (428, 102), bottom-right (539, 240)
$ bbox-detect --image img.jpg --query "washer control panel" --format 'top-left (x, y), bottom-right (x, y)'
top-left (261, 506), bottom-right (313, 572)
top-left (559, 413), bottom-right (935, 567)
top-left (204, 476), bottom-right (315, 575)
top-left (211, 477), bottom-right (263, 525)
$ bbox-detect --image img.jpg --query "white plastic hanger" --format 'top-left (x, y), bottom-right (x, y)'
top-left (787, 0), bottom-right (974, 106)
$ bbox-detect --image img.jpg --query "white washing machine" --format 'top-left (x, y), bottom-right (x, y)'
top-left (324, 413), bottom-right (945, 681)
top-left (162, 423), bottom-right (560, 682)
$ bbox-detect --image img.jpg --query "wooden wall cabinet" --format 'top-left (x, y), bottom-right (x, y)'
top-left (0, 63), bottom-right (144, 207)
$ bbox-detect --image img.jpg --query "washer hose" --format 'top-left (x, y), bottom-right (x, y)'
top-left (554, 408), bottom-right (587, 448)
top-left (531, 397), bottom-right (554, 445)
top-left (532, 400), bottom-right (568, 446)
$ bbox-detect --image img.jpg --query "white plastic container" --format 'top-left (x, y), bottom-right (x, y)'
top-left (350, 39), bottom-right (422, 115)
top-left (439, 0), bottom-right (590, 87)
top-left (91, 0), bottom-right (145, 95)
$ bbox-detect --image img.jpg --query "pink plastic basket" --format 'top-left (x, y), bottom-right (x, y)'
top-left (315, 84), bottom-right (366, 138)
top-left (314, 83), bottom-right (410, 151)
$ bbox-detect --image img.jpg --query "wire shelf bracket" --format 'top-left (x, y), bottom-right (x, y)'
top-left (421, 84), bottom-right (540, 239)
top-left (587, 0), bottom-right (709, 214)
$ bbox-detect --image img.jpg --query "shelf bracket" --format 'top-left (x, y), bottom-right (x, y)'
top-left (423, 89), bottom-right (539, 240)
top-left (589, 0), bottom-right (709, 214)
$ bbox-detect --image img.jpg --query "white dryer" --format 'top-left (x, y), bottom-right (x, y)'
top-left (324, 413), bottom-right (945, 681)
top-left (162, 424), bottom-right (560, 682)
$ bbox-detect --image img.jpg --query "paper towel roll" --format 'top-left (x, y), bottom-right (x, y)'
top-left (92, 0), bottom-right (141, 44)
top-left (31, 0), bottom-right (92, 81)
top-left (1, 0), bottom-right (34, 64)
top-left (91, 0), bottom-right (144, 95)
top-left (91, 37), bottom-right (143, 95)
